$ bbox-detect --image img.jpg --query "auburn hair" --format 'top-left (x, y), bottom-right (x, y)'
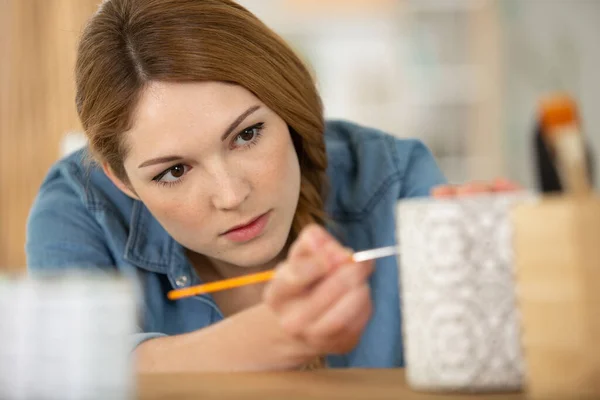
top-left (75, 0), bottom-right (328, 240)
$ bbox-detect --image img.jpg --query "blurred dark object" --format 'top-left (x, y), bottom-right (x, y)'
top-left (534, 123), bottom-right (595, 193)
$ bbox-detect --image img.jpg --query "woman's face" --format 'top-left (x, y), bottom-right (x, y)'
top-left (112, 81), bottom-right (301, 268)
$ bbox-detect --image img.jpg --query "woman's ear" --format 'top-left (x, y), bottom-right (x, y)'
top-left (102, 162), bottom-right (140, 200)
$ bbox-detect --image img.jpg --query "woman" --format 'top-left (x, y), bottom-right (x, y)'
top-left (26, 0), bottom-right (516, 372)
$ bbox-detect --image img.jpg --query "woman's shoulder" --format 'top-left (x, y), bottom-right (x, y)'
top-left (26, 148), bottom-right (137, 271)
top-left (324, 119), bottom-right (438, 173)
top-left (30, 148), bottom-right (134, 222)
top-left (323, 120), bottom-right (447, 216)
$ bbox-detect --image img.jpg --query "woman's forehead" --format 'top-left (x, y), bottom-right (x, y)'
top-left (132, 81), bottom-right (261, 126)
top-left (124, 81), bottom-right (269, 159)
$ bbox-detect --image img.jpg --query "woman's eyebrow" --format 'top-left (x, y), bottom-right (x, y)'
top-left (138, 156), bottom-right (183, 169)
top-left (220, 105), bottom-right (261, 142)
top-left (138, 105), bottom-right (261, 169)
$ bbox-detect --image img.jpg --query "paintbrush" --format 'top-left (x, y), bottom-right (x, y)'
top-left (539, 94), bottom-right (593, 196)
top-left (167, 245), bottom-right (399, 300)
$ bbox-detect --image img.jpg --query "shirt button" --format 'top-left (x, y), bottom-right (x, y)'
top-left (175, 276), bottom-right (188, 287)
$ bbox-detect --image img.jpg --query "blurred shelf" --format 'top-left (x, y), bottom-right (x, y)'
top-left (405, 65), bottom-right (483, 106)
top-left (237, 0), bottom-right (399, 38)
top-left (406, 0), bottom-right (485, 13)
top-left (283, 0), bottom-right (397, 14)
top-left (266, 16), bottom-right (399, 38)
top-left (335, 101), bottom-right (411, 137)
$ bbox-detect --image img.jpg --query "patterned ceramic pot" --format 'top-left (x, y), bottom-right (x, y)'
top-left (396, 193), bottom-right (528, 392)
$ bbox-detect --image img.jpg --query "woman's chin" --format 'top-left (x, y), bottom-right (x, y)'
top-left (225, 236), bottom-right (288, 269)
top-left (229, 248), bottom-right (284, 269)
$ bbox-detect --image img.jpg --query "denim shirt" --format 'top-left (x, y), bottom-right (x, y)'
top-left (26, 120), bottom-right (446, 368)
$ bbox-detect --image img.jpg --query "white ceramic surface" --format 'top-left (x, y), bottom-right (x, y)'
top-left (397, 193), bottom-right (527, 392)
top-left (0, 273), bottom-right (136, 400)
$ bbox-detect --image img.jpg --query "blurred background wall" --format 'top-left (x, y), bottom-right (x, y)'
top-left (1, 0), bottom-right (99, 271)
top-left (1, 0), bottom-right (599, 270)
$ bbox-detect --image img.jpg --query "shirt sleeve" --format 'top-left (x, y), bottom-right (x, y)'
top-left (26, 168), bottom-right (116, 271)
top-left (26, 165), bottom-right (167, 351)
top-left (397, 139), bottom-right (448, 199)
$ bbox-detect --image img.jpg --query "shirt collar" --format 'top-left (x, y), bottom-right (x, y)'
top-left (124, 200), bottom-right (189, 275)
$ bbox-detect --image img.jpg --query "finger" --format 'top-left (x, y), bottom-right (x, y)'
top-left (264, 240), bottom-right (354, 314)
top-left (431, 185), bottom-right (456, 198)
top-left (454, 182), bottom-right (492, 196)
top-left (324, 291), bottom-right (373, 354)
top-left (262, 257), bottom-right (322, 311)
top-left (288, 224), bottom-right (330, 261)
top-left (305, 284), bottom-right (372, 343)
top-left (265, 226), bottom-right (331, 306)
top-left (277, 258), bottom-right (374, 336)
top-left (492, 178), bottom-right (521, 192)
top-left (283, 230), bottom-right (352, 287)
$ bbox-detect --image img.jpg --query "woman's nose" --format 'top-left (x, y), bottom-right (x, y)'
top-left (209, 169), bottom-right (251, 211)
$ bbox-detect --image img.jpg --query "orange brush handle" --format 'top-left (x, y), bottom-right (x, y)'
top-left (166, 246), bottom-right (396, 300)
top-left (167, 270), bottom-right (276, 300)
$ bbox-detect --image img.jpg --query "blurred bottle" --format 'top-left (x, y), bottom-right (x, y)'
top-left (534, 94), bottom-right (595, 194)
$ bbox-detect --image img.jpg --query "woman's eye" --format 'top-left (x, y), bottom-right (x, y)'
top-left (155, 164), bottom-right (189, 183)
top-left (233, 123), bottom-right (264, 148)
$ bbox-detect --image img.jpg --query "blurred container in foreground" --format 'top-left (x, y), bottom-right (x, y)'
top-left (0, 272), bottom-right (136, 400)
top-left (513, 195), bottom-right (600, 399)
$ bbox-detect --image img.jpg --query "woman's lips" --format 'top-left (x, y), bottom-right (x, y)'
top-left (222, 211), bottom-right (270, 243)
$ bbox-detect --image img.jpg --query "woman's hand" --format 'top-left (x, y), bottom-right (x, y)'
top-left (263, 224), bottom-right (373, 357)
top-left (432, 178), bottom-right (521, 198)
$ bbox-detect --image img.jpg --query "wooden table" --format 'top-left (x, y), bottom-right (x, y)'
top-left (138, 369), bottom-right (525, 399)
